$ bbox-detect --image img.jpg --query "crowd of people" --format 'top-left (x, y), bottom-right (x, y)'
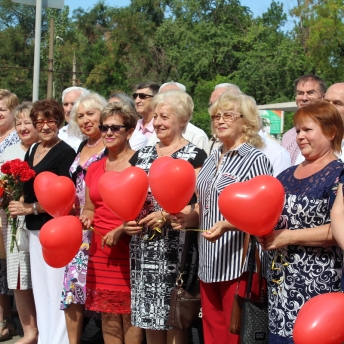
top-left (0, 75), bottom-right (343, 344)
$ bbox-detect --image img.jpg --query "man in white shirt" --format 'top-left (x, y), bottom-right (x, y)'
top-left (108, 92), bottom-right (148, 150)
top-left (208, 83), bottom-right (291, 176)
top-left (59, 87), bottom-right (89, 152)
top-left (295, 82), bottom-right (344, 164)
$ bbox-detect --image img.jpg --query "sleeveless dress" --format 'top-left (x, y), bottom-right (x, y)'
top-left (267, 160), bottom-right (344, 344)
top-left (129, 142), bottom-right (207, 329)
top-left (60, 148), bottom-right (104, 309)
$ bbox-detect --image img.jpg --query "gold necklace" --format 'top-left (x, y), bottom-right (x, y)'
top-left (36, 140), bottom-right (60, 159)
top-left (106, 150), bottom-right (130, 172)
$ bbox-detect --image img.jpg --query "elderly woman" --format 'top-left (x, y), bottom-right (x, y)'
top-left (0, 102), bottom-right (39, 343)
top-left (124, 90), bottom-right (207, 344)
top-left (60, 93), bottom-right (107, 344)
top-left (0, 89), bottom-right (20, 340)
top-left (172, 92), bottom-right (273, 344)
top-left (257, 101), bottom-right (344, 344)
top-left (8, 99), bottom-right (76, 344)
top-left (80, 101), bottom-right (143, 344)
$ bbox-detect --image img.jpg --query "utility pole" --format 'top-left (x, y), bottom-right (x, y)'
top-left (47, 17), bottom-right (54, 98)
top-left (72, 51), bottom-right (76, 86)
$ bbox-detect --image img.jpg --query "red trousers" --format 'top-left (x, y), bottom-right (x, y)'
top-left (200, 279), bottom-right (240, 344)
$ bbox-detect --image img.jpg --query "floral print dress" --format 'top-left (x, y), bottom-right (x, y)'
top-left (267, 160), bottom-right (344, 344)
top-left (60, 148), bottom-right (104, 309)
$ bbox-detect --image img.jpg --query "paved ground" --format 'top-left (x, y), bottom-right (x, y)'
top-left (6, 316), bottom-right (202, 344)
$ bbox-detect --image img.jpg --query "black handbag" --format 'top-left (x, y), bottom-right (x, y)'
top-left (166, 232), bottom-right (201, 330)
top-left (240, 236), bottom-right (268, 344)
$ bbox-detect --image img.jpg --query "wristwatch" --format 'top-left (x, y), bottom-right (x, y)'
top-left (33, 202), bottom-right (38, 215)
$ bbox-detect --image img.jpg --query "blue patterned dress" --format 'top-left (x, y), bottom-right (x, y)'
top-left (267, 160), bottom-right (344, 344)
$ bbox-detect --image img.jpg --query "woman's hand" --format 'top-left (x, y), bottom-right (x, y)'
top-left (102, 227), bottom-right (124, 248)
top-left (257, 229), bottom-right (290, 250)
top-left (202, 220), bottom-right (234, 242)
top-left (8, 201), bottom-right (32, 217)
top-left (138, 211), bottom-right (168, 228)
top-left (123, 221), bottom-right (142, 236)
top-left (170, 212), bottom-right (189, 230)
top-left (79, 215), bottom-right (92, 229)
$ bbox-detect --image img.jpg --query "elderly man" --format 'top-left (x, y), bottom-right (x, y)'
top-left (59, 86), bottom-right (89, 151)
top-left (133, 81), bottom-right (160, 140)
top-left (209, 83), bottom-right (291, 176)
top-left (157, 82), bottom-right (209, 150)
top-left (281, 75), bottom-right (326, 164)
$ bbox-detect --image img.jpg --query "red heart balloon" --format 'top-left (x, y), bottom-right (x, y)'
top-left (149, 157), bottom-right (196, 214)
top-left (218, 175), bottom-right (284, 235)
top-left (98, 166), bottom-right (149, 221)
top-left (34, 172), bottom-right (75, 217)
top-left (39, 216), bottom-right (82, 268)
top-left (294, 293), bottom-right (344, 344)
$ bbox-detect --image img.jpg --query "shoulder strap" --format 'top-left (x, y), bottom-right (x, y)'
top-left (28, 143), bottom-right (38, 157)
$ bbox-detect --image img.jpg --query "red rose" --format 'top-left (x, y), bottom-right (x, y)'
top-left (1, 162), bottom-right (11, 174)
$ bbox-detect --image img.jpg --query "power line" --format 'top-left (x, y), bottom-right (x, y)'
top-left (0, 65), bottom-right (106, 75)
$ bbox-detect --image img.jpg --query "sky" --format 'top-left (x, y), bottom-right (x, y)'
top-left (65, 0), bottom-right (297, 24)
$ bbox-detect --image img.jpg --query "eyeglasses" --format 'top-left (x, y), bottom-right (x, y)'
top-left (34, 120), bottom-right (58, 129)
top-left (99, 124), bottom-right (127, 133)
top-left (211, 112), bottom-right (243, 123)
top-left (132, 93), bottom-right (154, 100)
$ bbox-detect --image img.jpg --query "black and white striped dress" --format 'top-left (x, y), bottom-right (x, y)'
top-left (197, 143), bottom-right (273, 283)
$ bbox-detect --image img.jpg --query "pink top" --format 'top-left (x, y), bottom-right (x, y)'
top-left (135, 118), bottom-right (155, 139)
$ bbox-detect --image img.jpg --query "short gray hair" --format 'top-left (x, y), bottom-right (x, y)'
top-left (214, 83), bottom-right (242, 94)
top-left (159, 82), bottom-right (186, 93)
top-left (62, 87), bottom-right (89, 102)
top-left (109, 92), bottom-right (136, 109)
top-left (151, 90), bottom-right (193, 126)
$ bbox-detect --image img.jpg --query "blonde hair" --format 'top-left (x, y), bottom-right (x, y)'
top-left (13, 102), bottom-right (33, 122)
top-left (209, 92), bottom-right (263, 148)
top-left (0, 89), bottom-right (19, 111)
top-left (151, 90), bottom-right (194, 126)
top-left (69, 92), bottom-right (107, 137)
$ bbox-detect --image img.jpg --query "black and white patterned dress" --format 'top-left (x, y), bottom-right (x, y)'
top-left (129, 142), bottom-right (207, 330)
top-left (267, 160), bottom-right (344, 344)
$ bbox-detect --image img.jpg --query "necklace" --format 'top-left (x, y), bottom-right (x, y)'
top-left (0, 128), bottom-right (13, 140)
top-left (106, 150), bottom-right (130, 172)
top-left (36, 140), bottom-right (61, 159)
top-left (156, 142), bottom-right (182, 157)
top-left (86, 137), bottom-right (102, 148)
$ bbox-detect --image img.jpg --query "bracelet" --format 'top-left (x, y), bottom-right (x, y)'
top-left (33, 202), bottom-right (38, 215)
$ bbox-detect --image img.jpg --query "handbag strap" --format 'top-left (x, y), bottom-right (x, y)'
top-left (237, 234), bottom-right (264, 298)
top-left (175, 231), bottom-right (192, 287)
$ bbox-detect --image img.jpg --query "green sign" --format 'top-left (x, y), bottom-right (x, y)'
top-left (259, 110), bottom-right (284, 135)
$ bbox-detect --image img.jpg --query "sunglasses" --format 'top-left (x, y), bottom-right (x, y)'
top-left (132, 93), bottom-right (154, 100)
top-left (99, 124), bottom-right (127, 133)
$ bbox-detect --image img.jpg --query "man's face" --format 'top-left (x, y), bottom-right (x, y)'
top-left (324, 84), bottom-right (344, 122)
top-left (63, 90), bottom-right (81, 123)
top-left (133, 87), bottom-right (154, 117)
top-left (295, 80), bottom-right (324, 108)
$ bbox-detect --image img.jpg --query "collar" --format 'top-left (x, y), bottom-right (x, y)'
top-left (136, 118), bottom-right (154, 134)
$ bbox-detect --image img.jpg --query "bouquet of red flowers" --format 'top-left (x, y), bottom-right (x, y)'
top-left (0, 159), bottom-right (36, 252)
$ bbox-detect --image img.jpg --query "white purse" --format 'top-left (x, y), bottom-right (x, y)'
top-left (16, 216), bottom-right (29, 252)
